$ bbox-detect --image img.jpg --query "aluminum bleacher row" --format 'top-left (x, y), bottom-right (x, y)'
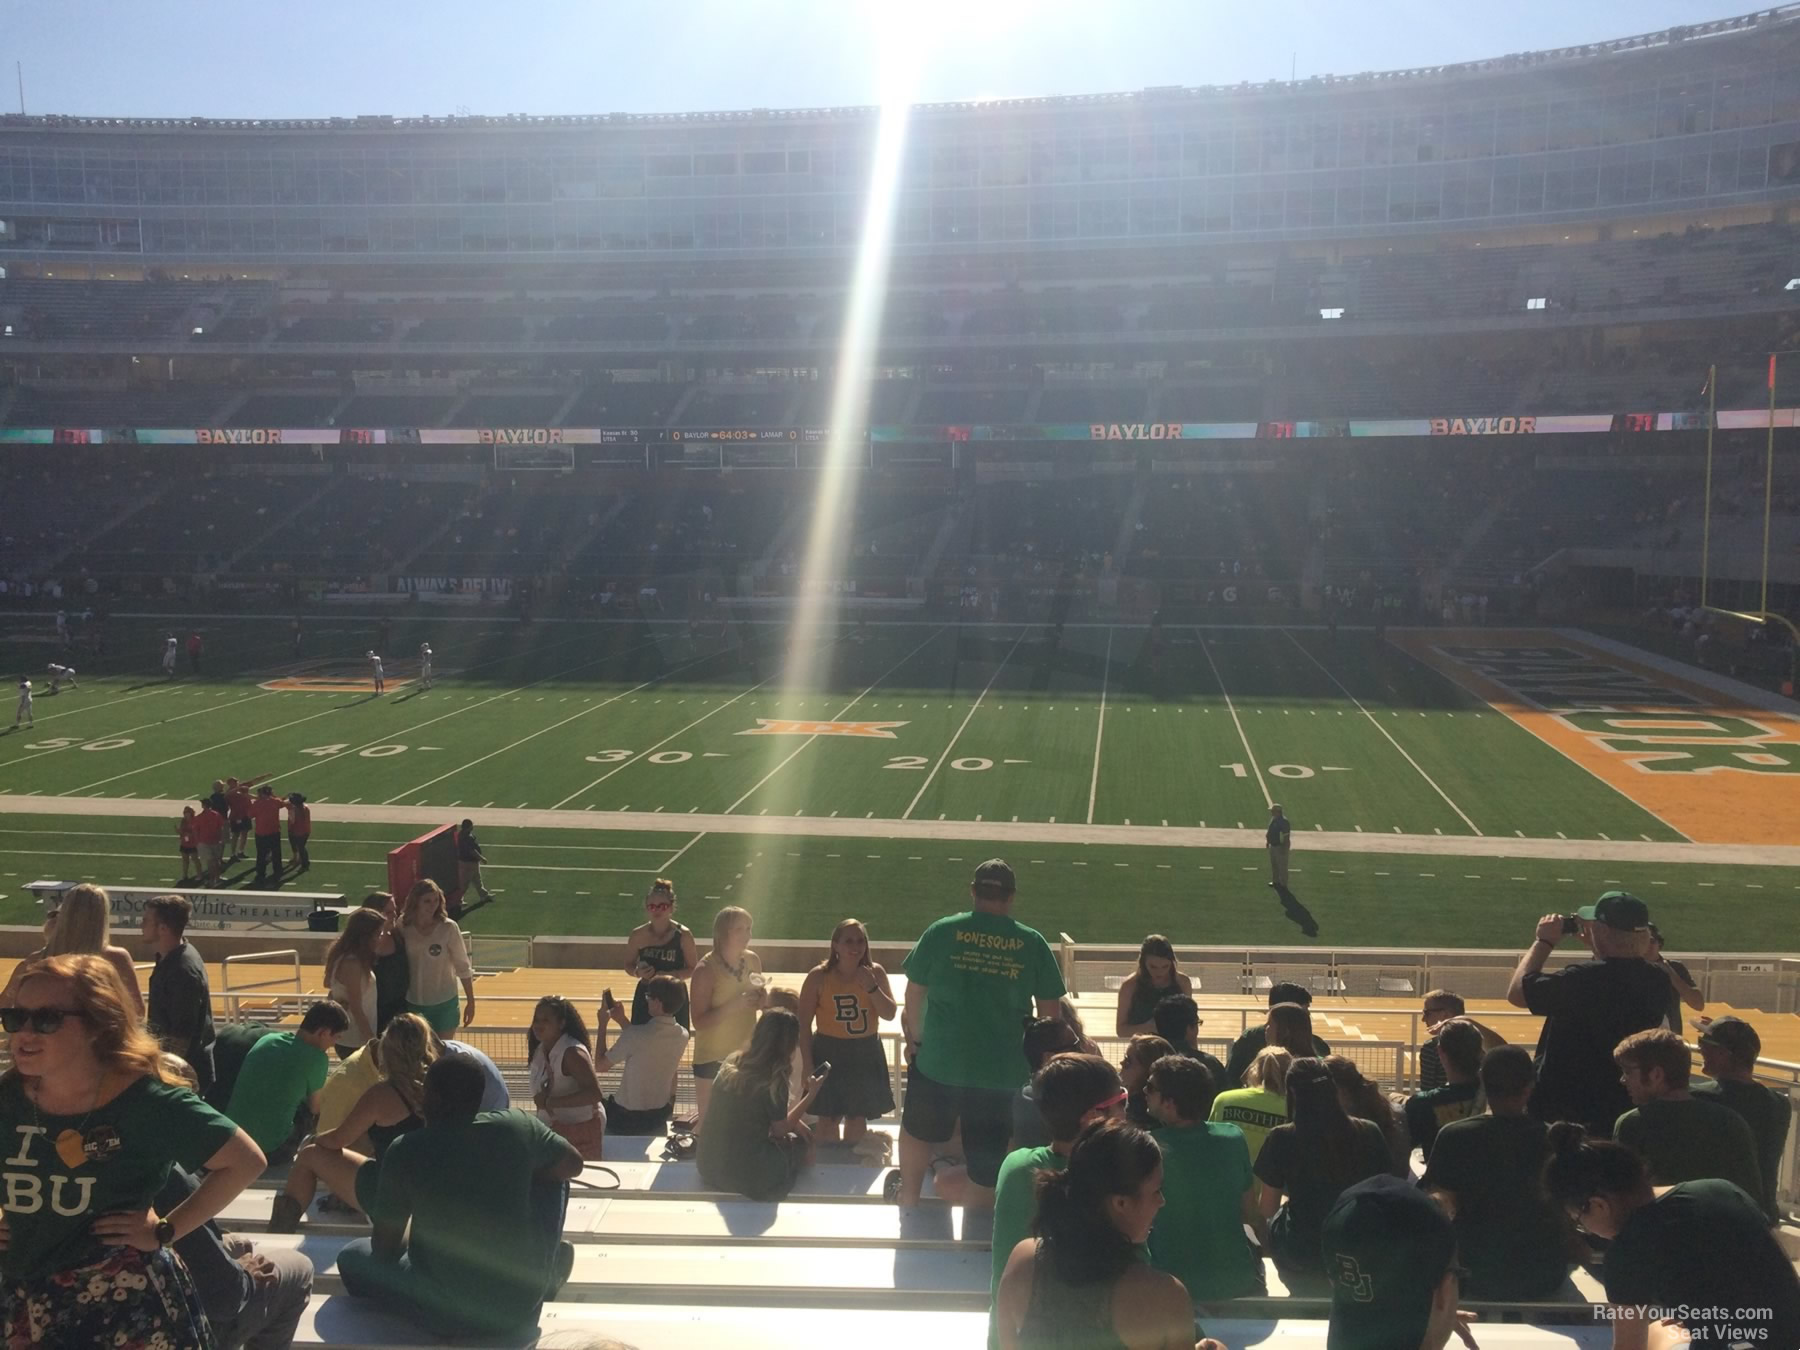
top-left (247, 1129), bottom-right (1621, 1350)
top-left (1, 947), bottom-right (1792, 1346)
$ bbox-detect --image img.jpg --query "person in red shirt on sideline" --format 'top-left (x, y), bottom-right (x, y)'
top-left (249, 784), bottom-right (287, 889)
top-left (226, 777), bottom-right (253, 861)
top-left (193, 797), bottom-right (226, 886)
top-left (178, 806), bottom-right (199, 884)
top-left (286, 793), bottom-right (313, 873)
top-left (187, 631), bottom-right (203, 674)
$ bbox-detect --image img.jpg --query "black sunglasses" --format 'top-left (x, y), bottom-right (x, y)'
top-left (0, 1007), bottom-right (87, 1035)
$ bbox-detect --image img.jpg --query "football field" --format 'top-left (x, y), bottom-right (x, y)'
top-left (2, 615), bottom-right (1796, 950)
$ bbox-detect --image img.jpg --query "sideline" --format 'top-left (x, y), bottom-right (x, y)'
top-left (1, 793), bottom-right (1794, 869)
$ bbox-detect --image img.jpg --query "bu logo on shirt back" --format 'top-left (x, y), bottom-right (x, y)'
top-left (4, 1126), bottom-right (98, 1216)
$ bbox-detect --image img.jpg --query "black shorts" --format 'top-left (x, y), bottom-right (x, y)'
top-left (900, 1065), bottom-right (1014, 1187)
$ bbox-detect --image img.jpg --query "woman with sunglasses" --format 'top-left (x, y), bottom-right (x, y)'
top-left (0, 954), bottom-right (266, 1347)
top-left (623, 879), bottom-right (697, 1028)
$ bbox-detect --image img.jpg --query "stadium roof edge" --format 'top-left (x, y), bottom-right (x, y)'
top-left (2, 5), bottom-right (1798, 135)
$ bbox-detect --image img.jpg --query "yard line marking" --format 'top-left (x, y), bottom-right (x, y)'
top-left (61, 629), bottom-right (670, 797)
top-left (1202, 640), bottom-right (1274, 810)
top-left (1279, 629), bottom-right (1482, 836)
top-left (1085, 628), bottom-right (1113, 825)
top-left (724, 627), bottom-right (947, 816)
top-left (10, 684), bottom-right (179, 730)
top-left (10, 689), bottom-right (279, 769)
top-left (382, 639), bottom-right (739, 804)
top-left (548, 638), bottom-right (830, 809)
top-left (658, 831), bottom-right (709, 873)
top-left (904, 631), bottom-right (1027, 821)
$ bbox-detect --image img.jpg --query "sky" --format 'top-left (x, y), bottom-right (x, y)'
top-left (0, 1), bottom-right (1767, 121)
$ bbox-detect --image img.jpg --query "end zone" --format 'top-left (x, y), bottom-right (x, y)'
top-left (1389, 628), bottom-right (1800, 847)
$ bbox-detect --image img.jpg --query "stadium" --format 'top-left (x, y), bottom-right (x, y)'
top-left (2, 5), bottom-right (1799, 1348)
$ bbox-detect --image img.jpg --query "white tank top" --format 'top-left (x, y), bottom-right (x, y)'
top-left (531, 1032), bottom-right (597, 1124)
top-left (328, 964), bottom-right (379, 1049)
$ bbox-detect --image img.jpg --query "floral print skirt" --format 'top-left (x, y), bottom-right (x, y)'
top-left (6, 1246), bottom-right (214, 1349)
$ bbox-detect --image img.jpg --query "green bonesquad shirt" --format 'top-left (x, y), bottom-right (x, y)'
top-left (904, 910), bottom-right (1065, 1090)
top-left (0, 1075), bottom-right (239, 1282)
top-left (371, 1110), bottom-right (571, 1336)
top-left (225, 1032), bottom-right (329, 1155)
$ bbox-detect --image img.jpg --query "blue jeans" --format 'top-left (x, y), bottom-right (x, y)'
top-left (337, 1180), bottom-right (568, 1340)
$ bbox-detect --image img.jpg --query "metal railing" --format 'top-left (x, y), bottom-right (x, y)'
top-left (1059, 942), bottom-right (1800, 1015)
top-left (217, 950), bottom-right (303, 1021)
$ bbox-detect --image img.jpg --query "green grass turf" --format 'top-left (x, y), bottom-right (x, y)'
top-left (1, 618), bottom-right (1685, 834)
top-left (0, 615), bottom-right (1775, 947)
top-left (0, 814), bottom-right (1794, 951)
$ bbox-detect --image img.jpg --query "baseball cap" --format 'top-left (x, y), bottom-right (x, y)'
top-left (972, 859), bottom-right (1016, 895)
top-left (1322, 1176), bottom-right (1460, 1350)
top-left (1576, 890), bottom-right (1650, 931)
top-left (1693, 1015), bottom-right (1761, 1062)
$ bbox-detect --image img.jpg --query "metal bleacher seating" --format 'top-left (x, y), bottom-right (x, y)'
top-left (1, 949), bottom-right (1783, 1347)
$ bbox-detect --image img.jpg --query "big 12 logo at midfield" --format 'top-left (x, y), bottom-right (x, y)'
top-left (737, 720), bottom-right (909, 738)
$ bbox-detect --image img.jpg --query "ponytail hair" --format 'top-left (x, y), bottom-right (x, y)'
top-left (1021, 1120), bottom-right (1162, 1346)
top-left (1542, 1120), bottom-right (1647, 1213)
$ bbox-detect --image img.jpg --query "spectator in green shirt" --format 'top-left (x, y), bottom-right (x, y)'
top-left (1145, 1054), bottom-right (1269, 1305)
top-left (1690, 1014), bottom-right (1792, 1224)
top-left (224, 1000), bottom-right (348, 1164)
top-left (994, 1121), bottom-right (1225, 1350)
top-left (898, 860), bottom-right (1066, 1209)
top-left (988, 1053), bottom-right (1126, 1349)
top-left (1612, 1028), bottom-right (1762, 1203)
top-left (339, 1054), bottom-right (585, 1341)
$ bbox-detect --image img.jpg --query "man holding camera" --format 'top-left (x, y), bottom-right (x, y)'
top-left (1506, 891), bottom-right (1670, 1136)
